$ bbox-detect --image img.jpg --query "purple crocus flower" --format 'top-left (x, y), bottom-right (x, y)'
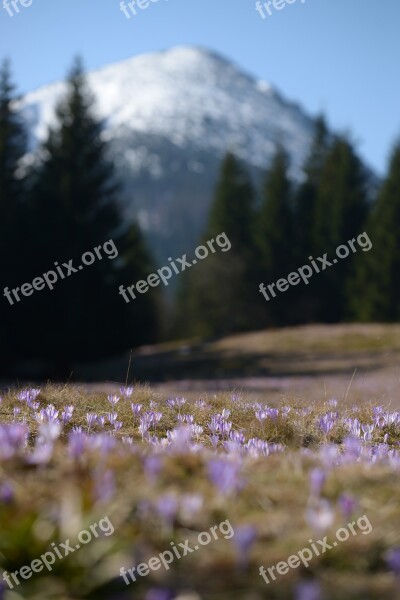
top-left (338, 493), bottom-right (357, 519)
top-left (207, 458), bottom-right (242, 496)
top-left (267, 408), bottom-right (279, 420)
top-left (87, 433), bottom-right (116, 455)
top-left (233, 524), bottom-right (257, 569)
top-left (346, 418), bottom-right (361, 438)
top-left (230, 430), bottom-right (246, 444)
top-left (295, 580), bottom-right (323, 600)
top-left (0, 482), bottom-right (14, 503)
top-left (245, 437), bottom-right (270, 458)
top-left (29, 442), bottom-right (55, 465)
top-left (107, 394), bottom-right (120, 408)
top-left (139, 413), bottom-right (153, 440)
top-left (155, 494), bottom-right (178, 529)
top-left (34, 410), bottom-right (46, 424)
top-left (210, 434), bottom-right (219, 449)
top-left (34, 404), bottom-right (59, 424)
top-left (191, 424), bottom-right (203, 438)
top-left (61, 405), bottom-right (74, 424)
top-left (385, 548), bottom-right (400, 575)
top-left (120, 386), bottom-right (134, 398)
top-left (195, 399), bottom-right (207, 409)
top-left (68, 431), bottom-right (87, 459)
top-left (45, 404), bottom-right (59, 422)
top-left (180, 493), bottom-right (203, 520)
top-left (143, 455), bottom-right (162, 483)
top-left (342, 436), bottom-right (362, 462)
top-left (86, 413), bottom-right (98, 430)
top-left (97, 416), bottom-right (106, 428)
top-left (131, 403), bottom-right (143, 416)
top-left (306, 499), bottom-right (335, 532)
top-left (27, 400), bottom-right (40, 410)
top-left (209, 413), bottom-right (232, 437)
top-left (153, 411), bottom-right (163, 425)
top-left (93, 469), bottom-right (115, 503)
top-left (361, 423), bottom-right (375, 441)
top-left (167, 426), bottom-right (193, 452)
top-left (0, 423), bottom-right (29, 459)
top-left (38, 422), bottom-right (61, 444)
top-left (145, 589), bottom-right (175, 600)
top-left (17, 388), bottom-right (41, 404)
top-left (181, 414), bottom-right (194, 424)
top-left (309, 468), bottom-right (326, 497)
top-left (166, 397), bottom-right (186, 409)
top-left (29, 423), bottom-right (60, 464)
top-left (318, 412), bottom-right (337, 435)
top-left (255, 408), bottom-right (268, 422)
top-left (255, 405), bottom-right (279, 421)
top-left (107, 412), bottom-right (118, 425)
top-left (121, 436), bottom-right (134, 445)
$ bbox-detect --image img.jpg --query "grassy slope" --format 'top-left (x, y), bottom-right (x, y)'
top-left (77, 323), bottom-right (400, 383)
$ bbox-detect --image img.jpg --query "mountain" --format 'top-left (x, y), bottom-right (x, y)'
top-left (19, 46), bottom-right (318, 262)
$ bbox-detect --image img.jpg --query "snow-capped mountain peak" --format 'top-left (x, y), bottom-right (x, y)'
top-left (19, 46), bottom-right (317, 260)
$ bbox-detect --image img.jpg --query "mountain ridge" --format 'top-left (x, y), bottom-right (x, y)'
top-left (18, 46), bottom-right (320, 261)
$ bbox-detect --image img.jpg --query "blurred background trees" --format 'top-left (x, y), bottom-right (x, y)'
top-left (0, 60), bottom-right (29, 373)
top-left (0, 59), bottom-right (159, 378)
top-left (1, 58), bottom-right (399, 378)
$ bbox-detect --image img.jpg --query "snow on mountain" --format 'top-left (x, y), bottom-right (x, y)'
top-left (18, 46), bottom-right (317, 260)
top-left (21, 46), bottom-right (314, 176)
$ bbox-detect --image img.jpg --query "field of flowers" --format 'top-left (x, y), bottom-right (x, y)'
top-left (0, 384), bottom-right (399, 600)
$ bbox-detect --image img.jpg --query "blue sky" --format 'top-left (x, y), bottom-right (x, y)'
top-left (0, 0), bottom-right (399, 175)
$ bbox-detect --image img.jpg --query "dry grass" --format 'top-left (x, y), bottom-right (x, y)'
top-left (0, 384), bottom-right (399, 600)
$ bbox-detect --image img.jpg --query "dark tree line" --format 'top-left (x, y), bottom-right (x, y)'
top-left (0, 59), bottom-right (159, 378)
top-left (176, 117), bottom-right (400, 338)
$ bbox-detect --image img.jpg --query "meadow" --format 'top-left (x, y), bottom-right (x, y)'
top-left (0, 364), bottom-right (399, 599)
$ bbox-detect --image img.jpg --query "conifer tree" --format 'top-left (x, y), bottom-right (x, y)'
top-left (206, 153), bottom-right (256, 256)
top-left (348, 143), bottom-right (400, 321)
top-left (0, 59), bottom-right (28, 372)
top-left (257, 146), bottom-right (294, 324)
top-left (292, 116), bottom-right (330, 322)
top-left (26, 58), bottom-right (158, 376)
top-left (295, 115), bottom-right (330, 261)
top-left (312, 136), bottom-right (369, 321)
top-left (177, 153), bottom-right (263, 338)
